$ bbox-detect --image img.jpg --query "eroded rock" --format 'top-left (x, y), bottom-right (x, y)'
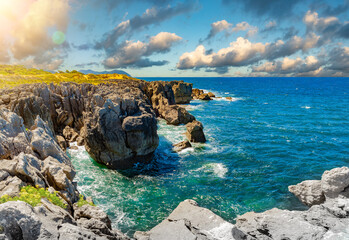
top-left (186, 120), bottom-right (206, 143)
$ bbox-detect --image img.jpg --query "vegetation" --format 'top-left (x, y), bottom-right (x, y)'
top-left (76, 194), bottom-right (95, 207)
top-left (0, 64), bottom-right (137, 89)
top-left (0, 185), bottom-right (67, 209)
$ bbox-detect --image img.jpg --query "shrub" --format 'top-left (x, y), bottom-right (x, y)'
top-left (76, 194), bottom-right (95, 207)
top-left (0, 185), bottom-right (67, 209)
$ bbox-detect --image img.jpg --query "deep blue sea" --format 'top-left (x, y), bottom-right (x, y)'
top-left (68, 77), bottom-right (349, 236)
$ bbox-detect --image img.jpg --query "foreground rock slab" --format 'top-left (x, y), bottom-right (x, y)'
top-left (134, 199), bottom-right (235, 240)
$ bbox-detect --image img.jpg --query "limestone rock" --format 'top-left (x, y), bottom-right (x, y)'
top-left (173, 140), bottom-right (192, 152)
top-left (289, 180), bottom-right (325, 206)
top-left (207, 92), bottom-right (215, 98)
top-left (169, 81), bottom-right (192, 104)
top-left (56, 135), bottom-right (68, 150)
top-left (63, 126), bottom-right (79, 142)
top-left (134, 199), bottom-right (235, 240)
top-left (186, 120), bottom-right (206, 143)
top-left (198, 93), bottom-right (212, 100)
top-left (161, 105), bottom-right (195, 125)
top-left (321, 167), bottom-right (349, 198)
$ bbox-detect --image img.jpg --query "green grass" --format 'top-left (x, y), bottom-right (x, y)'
top-left (0, 64), bottom-right (138, 89)
top-left (0, 185), bottom-right (67, 209)
top-left (76, 194), bottom-right (95, 207)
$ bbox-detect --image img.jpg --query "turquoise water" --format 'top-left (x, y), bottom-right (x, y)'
top-left (68, 77), bottom-right (349, 236)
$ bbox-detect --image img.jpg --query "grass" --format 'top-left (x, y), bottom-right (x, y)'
top-left (76, 194), bottom-right (95, 207)
top-left (0, 185), bottom-right (67, 209)
top-left (0, 65), bottom-right (138, 89)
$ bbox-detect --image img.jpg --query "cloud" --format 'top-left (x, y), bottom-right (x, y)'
top-left (221, 0), bottom-right (301, 19)
top-left (252, 56), bottom-right (323, 76)
top-left (74, 62), bottom-right (100, 68)
top-left (0, 0), bottom-right (70, 70)
top-left (96, 2), bottom-right (197, 52)
top-left (310, 0), bottom-right (349, 16)
top-left (177, 34), bottom-right (319, 72)
top-left (304, 10), bottom-right (349, 44)
top-left (103, 32), bottom-right (182, 69)
top-left (327, 46), bottom-right (349, 74)
top-left (203, 20), bottom-right (258, 41)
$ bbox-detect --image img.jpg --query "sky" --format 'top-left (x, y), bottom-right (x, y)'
top-left (1, 0), bottom-right (349, 77)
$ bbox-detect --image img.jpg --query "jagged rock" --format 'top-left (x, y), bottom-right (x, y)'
top-left (0, 108), bottom-right (33, 159)
top-left (0, 175), bottom-right (26, 197)
top-left (161, 105), bottom-right (195, 125)
top-left (169, 81), bottom-right (192, 104)
top-left (226, 97), bottom-right (233, 101)
top-left (289, 180), bottom-right (325, 206)
top-left (186, 120), bottom-right (206, 143)
top-left (173, 140), bottom-right (192, 152)
top-left (30, 116), bottom-right (71, 166)
top-left (321, 167), bottom-right (349, 198)
top-left (63, 126), bottom-right (79, 142)
top-left (134, 199), bottom-right (235, 240)
top-left (198, 93), bottom-right (212, 100)
top-left (56, 135), bottom-right (68, 150)
top-left (0, 200), bottom-right (128, 240)
top-left (77, 136), bottom-right (84, 146)
top-left (192, 88), bottom-right (204, 99)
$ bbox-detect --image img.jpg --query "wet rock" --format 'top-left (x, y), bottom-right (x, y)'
top-left (76, 136), bottom-right (84, 146)
top-left (226, 97), bottom-right (232, 101)
top-left (191, 88), bottom-right (204, 99)
top-left (198, 93), bottom-right (212, 100)
top-left (186, 120), bottom-right (206, 143)
top-left (207, 92), bottom-right (215, 98)
top-left (134, 199), bottom-right (235, 240)
top-left (289, 180), bottom-right (325, 206)
top-left (173, 140), bottom-right (192, 152)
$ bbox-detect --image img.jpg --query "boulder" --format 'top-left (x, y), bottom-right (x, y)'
top-left (161, 105), bottom-right (195, 125)
top-left (191, 88), bottom-right (204, 99)
top-left (198, 93), bottom-right (212, 100)
top-left (173, 140), bottom-right (192, 152)
top-left (186, 120), bottom-right (206, 143)
top-left (134, 199), bottom-right (235, 240)
top-left (288, 180), bottom-right (325, 206)
top-left (207, 92), bottom-right (215, 98)
top-left (321, 167), bottom-right (349, 198)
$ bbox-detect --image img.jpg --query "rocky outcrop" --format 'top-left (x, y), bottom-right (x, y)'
top-left (0, 200), bottom-right (129, 240)
top-left (0, 81), bottom-right (159, 169)
top-left (146, 81), bottom-right (195, 126)
top-left (0, 108), bottom-right (128, 239)
top-left (192, 88), bottom-right (212, 100)
top-left (169, 81), bottom-right (192, 104)
top-left (186, 120), bottom-right (206, 143)
top-left (173, 140), bottom-right (192, 152)
top-left (134, 199), bottom-right (235, 240)
top-left (289, 167), bottom-right (349, 207)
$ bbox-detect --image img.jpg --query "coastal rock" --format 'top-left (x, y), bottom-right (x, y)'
top-left (288, 180), bottom-right (325, 206)
top-left (321, 167), bottom-right (349, 198)
top-left (192, 88), bottom-right (204, 99)
top-left (63, 126), bottom-right (79, 142)
top-left (56, 135), bottom-right (68, 150)
top-left (0, 200), bottom-right (128, 240)
top-left (0, 108), bottom-right (33, 159)
top-left (186, 120), bottom-right (206, 143)
top-left (169, 81), bottom-right (193, 104)
top-left (207, 92), bottom-right (215, 98)
top-left (198, 93), bottom-right (212, 100)
top-left (134, 199), bottom-right (235, 240)
top-left (173, 140), bottom-right (192, 152)
top-left (161, 105), bottom-right (195, 125)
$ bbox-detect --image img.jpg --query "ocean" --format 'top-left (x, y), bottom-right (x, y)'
top-left (68, 77), bottom-right (349, 236)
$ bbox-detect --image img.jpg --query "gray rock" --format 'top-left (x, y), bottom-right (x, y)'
top-left (321, 167), bottom-right (349, 198)
top-left (161, 105), bottom-right (195, 125)
top-left (134, 199), bottom-right (235, 240)
top-left (288, 180), bottom-right (325, 206)
top-left (169, 81), bottom-right (192, 104)
top-left (186, 120), bottom-right (206, 143)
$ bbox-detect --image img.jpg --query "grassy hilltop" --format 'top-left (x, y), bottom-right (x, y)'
top-left (0, 65), bottom-right (137, 89)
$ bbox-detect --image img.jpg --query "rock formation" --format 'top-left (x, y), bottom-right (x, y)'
top-left (0, 108), bottom-right (128, 239)
top-left (173, 140), bottom-right (192, 152)
top-left (169, 80), bottom-right (192, 104)
top-left (134, 199), bottom-right (235, 240)
top-left (192, 88), bottom-right (213, 100)
top-left (186, 120), bottom-right (206, 143)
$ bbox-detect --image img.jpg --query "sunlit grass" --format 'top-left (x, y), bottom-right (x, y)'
top-left (0, 65), bottom-right (138, 89)
top-left (0, 185), bottom-right (67, 209)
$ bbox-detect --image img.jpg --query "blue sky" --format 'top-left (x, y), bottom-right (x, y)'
top-left (1, 0), bottom-right (349, 77)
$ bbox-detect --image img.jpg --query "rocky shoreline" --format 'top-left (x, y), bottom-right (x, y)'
top-left (0, 79), bottom-right (348, 239)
